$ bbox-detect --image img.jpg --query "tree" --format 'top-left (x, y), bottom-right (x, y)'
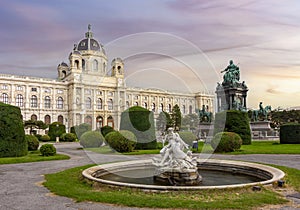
top-left (181, 114), bottom-right (199, 132)
top-left (171, 104), bottom-right (182, 131)
top-left (24, 120), bottom-right (47, 134)
top-left (156, 111), bottom-right (173, 132)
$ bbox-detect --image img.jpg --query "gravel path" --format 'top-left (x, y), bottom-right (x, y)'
top-left (0, 142), bottom-right (299, 210)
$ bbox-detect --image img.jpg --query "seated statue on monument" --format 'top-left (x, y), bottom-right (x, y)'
top-left (221, 60), bottom-right (240, 86)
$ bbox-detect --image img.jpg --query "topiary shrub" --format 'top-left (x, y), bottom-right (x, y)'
top-left (0, 102), bottom-right (27, 157)
top-left (25, 135), bottom-right (39, 151)
top-left (40, 134), bottom-right (51, 142)
top-left (40, 144), bottom-right (56, 156)
top-left (100, 125), bottom-right (114, 137)
top-left (178, 131), bottom-right (197, 146)
top-left (211, 132), bottom-right (242, 153)
top-left (214, 110), bottom-right (251, 145)
top-left (120, 106), bottom-right (157, 149)
top-left (34, 134), bottom-right (42, 141)
top-left (60, 133), bottom-right (77, 142)
top-left (280, 123), bottom-right (300, 144)
top-left (105, 130), bottom-right (137, 153)
top-left (48, 122), bottom-right (66, 141)
top-left (74, 123), bottom-right (91, 139)
top-left (80, 131), bottom-right (104, 148)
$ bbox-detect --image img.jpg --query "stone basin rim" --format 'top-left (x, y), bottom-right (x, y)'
top-left (82, 159), bottom-right (285, 190)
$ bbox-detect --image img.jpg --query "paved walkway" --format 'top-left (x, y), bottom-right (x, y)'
top-left (0, 142), bottom-right (299, 210)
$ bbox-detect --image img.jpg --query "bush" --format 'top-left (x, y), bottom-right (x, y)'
top-left (74, 123), bottom-right (91, 139)
top-left (280, 123), bottom-right (300, 144)
top-left (25, 135), bottom-right (39, 151)
top-left (214, 110), bottom-right (251, 145)
top-left (40, 144), bottom-right (56, 156)
top-left (120, 106), bottom-right (157, 149)
top-left (80, 131), bottom-right (104, 148)
top-left (178, 131), bottom-right (197, 146)
top-left (0, 102), bottom-right (27, 157)
top-left (34, 134), bottom-right (42, 141)
top-left (60, 133), bottom-right (77, 142)
top-left (48, 122), bottom-right (66, 141)
top-left (211, 132), bottom-right (242, 153)
top-left (105, 130), bottom-right (137, 153)
top-left (100, 126), bottom-right (114, 137)
top-left (40, 134), bottom-right (51, 142)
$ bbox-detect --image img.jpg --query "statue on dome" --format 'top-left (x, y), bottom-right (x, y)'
top-left (221, 60), bottom-right (240, 86)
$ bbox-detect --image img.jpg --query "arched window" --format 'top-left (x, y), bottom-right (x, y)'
top-left (0, 93), bottom-right (9, 104)
top-left (58, 115), bottom-right (64, 124)
top-left (96, 98), bottom-right (102, 109)
top-left (189, 105), bottom-right (193, 114)
top-left (31, 95), bottom-right (38, 108)
top-left (103, 62), bottom-right (106, 73)
top-left (16, 94), bottom-right (23, 107)
top-left (75, 60), bottom-right (79, 69)
top-left (107, 99), bottom-right (113, 110)
top-left (93, 59), bottom-right (98, 71)
top-left (151, 103), bottom-right (156, 112)
top-left (159, 103), bottom-right (164, 112)
top-left (45, 96), bottom-right (51, 108)
top-left (57, 97), bottom-right (63, 109)
top-left (84, 115), bottom-right (92, 126)
top-left (44, 115), bottom-right (51, 125)
top-left (182, 105), bottom-right (186, 114)
top-left (107, 116), bottom-right (114, 128)
top-left (31, 114), bottom-right (37, 121)
top-left (168, 104), bottom-right (172, 113)
top-left (134, 102), bottom-right (138, 106)
top-left (96, 116), bottom-right (103, 129)
top-left (86, 97), bottom-right (92, 109)
top-left (126, 101), bottom-right (130, 109)
top-left (82, 59), bottom-right (85, 71)
top-left (143, 102), bottom-right (147, 109)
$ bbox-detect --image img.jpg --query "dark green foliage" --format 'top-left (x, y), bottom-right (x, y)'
top-left (60, 133), bottom-right (77, 142)
top-left (74, 123), bottom-right (91, 139)
top-left (120, 106), bottom-right (157, 149)
top-left (24, 120), bottom-right (48, 134)
top-left (171, 104), bottom-right (182, 131)
top-left (214, 110), bottom-right (251, 145)
top-left (280, 123), bottom-right (300, 144)
top-left (48, 122), bottom-right (66, 141)
top-left (34, 134), bottom-right (42, 141)
top-left (0, 102), bottom-right (27, 157)
top-left (100, 126), bottom-right (114, 137)
top-left (105, 130), bottom-right (137, 152)
top-left (40, 144), bottom-right (56, 156)
top-left (80, 131), bottom-right (104, 148)
top-left (178, 131), bottom-right (197, 146)
top-left (156, 111), bottom-right (173, 132)
top-left (271, 110), bottom-right (300, 128)
top-left (211, 132), bottom-right (242, 153)
top-left (40, 134), bottom-right (51, 142)
top-left (181, 114), bottom-right (199, 131)
top-left (25, 135), bottom-right (39, 151)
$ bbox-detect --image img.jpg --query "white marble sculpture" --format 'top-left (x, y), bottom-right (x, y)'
top-left (153, 128), bottom-right (197, 170)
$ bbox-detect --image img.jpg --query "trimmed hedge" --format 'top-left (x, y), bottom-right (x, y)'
top-left (214, 110), bottom-right (251, 145)
top-left (40, 144), bottom-right (56, 156)
top-left (100, 126), bottom-right (114, 137)
top-left (40, 134), bottom-right (51, 142)
top-left (280, 123), bottom-right (300, 144)
top-left (80, 131), bottom-right (104, 148)
top-left (178, 131), bottom-right (197, 146)
top-left (211, 132), bottom-right (242, 153)
top-left (105, 130), bottom-right (137, 153)
top-left (25, 135), bottom-right (39, 151)
top-left (73, 123), bottom-right (91, 139)
top-left (48, 122), bottom-right (66, 141)
top-left (60, 133), bottom-right (77, 142)
top-left (0, 102), bottom-right (27, 157)
top-left (120, 106), bottom-right (157, 149)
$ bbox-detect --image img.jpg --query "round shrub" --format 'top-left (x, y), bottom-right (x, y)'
top-left (100, 125), bottom-right (114, 137)
top-left (40, 134), bottom-right (51, 142)
top-left (211, 132), bottom-right (242, 153)
top-left (40, 144), bottom-right (56, 156)
top-left (48, 122), bottom-right (66, 141)
top-left (0, 102), bottom-right (27, 157)
top-left (178, 131), bottom-right (197, 146)
top-left (74, 123), bottom-right (91, 139)
top-left (25, 135), bottom-right (39, 151)
top-left (80, 131), bottom-right (104, 148)
top-left (34, 134), bottom-right (42, 141)
top-left (60, 133), bottom-right (77, 142)
top-left (105, 130), bottom-right (137, 153)
top-left (280, 123), bottom-right (300, 144)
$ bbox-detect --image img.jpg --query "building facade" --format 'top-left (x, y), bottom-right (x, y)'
top-left (0, 26), bottom-right (214, 131)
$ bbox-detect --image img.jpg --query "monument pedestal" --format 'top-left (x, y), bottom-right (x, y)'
top-left (199, 123), bottom-right (214, 139)
top-left (154, 168), bottom-right (202, 186)
top-left (250, 121), bottom-right (278, 140)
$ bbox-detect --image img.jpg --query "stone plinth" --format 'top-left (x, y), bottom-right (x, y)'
top-left (199, 123), bottom-right (214, 139)
top-left (250, 121), bottom-right (278, 140)
top-left (154, 168), bottom-right (202, 186)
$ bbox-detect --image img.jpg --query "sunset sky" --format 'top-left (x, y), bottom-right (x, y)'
top-left (1, 0), bottom-right (300, 109)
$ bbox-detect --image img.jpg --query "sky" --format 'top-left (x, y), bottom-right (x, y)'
top-left (1, 0), bottom-right (300, 109)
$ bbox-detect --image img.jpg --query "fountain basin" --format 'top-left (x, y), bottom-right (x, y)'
top-left (82, 159), bottom-right (285, 190)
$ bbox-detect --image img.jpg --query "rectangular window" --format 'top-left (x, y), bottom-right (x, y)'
top-left (31, 87), bottom-right (37, 92)
top-left (16, 86), bottom-right (23, 91)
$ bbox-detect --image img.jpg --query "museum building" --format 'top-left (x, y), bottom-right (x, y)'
top-left (0, 26), bottom-right (214, 131)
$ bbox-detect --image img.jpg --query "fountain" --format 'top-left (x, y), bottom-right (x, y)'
top-left (82, 128), bottom-right (285, 190)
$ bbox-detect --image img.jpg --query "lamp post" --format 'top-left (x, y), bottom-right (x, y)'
top-left (56, 124), bottom-right (59, 143)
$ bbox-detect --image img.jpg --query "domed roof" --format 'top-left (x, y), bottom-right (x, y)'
top-left (77, 24), bottom-right (105, 53)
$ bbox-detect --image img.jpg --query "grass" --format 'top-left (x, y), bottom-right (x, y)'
top-left (43, 164), bottom-right (295, 209)
top-left (0, 150), bottom-right (70, 164)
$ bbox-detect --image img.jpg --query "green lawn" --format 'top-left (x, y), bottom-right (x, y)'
top-left (0, 150), bottom-right (70, 164)
top-left (43, 164), bottom-right (298, 209)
